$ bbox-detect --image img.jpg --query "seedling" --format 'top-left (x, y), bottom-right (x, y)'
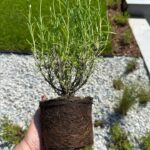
top-left (109, 122), bottom-right (132, 150)
top-left (141, 132), bottom-right (150, 150)
top-left (113, 78), bottom-right (124, 90)
top-left (0, 116), bottom-right (27, 145)
top-left (124, 59), bottom-right (137, 74)
top-left (28, 0), bottom-right (110, 96)
top-left (137, 88), bottom-right (150, 105)
top-left (107, 0), bottom-right (119, 10)
top-left (120, 29), bottom-right (132, 46)
top-left (28, 0), bottom-right (110, 149)
top-left (101, 40), bottom-right (113, 56)
top-left (115, 86), bottom-right (136, 116)
top-left (94, 120), bottom-right (105, 128)
top-left (113, 13), bottom-right (128, 26)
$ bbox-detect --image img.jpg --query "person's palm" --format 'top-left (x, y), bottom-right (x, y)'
top-left (14, 109), bottom-right (43, 150)
top-left (24, 110), bottom-right (43, 150)
top-left (14, 96), bottom-right (48, 150)
top-left (14, 110), bottom-right (43, 150)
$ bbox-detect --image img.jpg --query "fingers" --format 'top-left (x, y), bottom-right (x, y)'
top-left (24, 109), bottom-right (42, 150)
top-left (13, 109), bottom-right (42, 150)
top-left (41, 95), bottom-right (48, 102)
top-left (14, 95), bottom-right (47, 150)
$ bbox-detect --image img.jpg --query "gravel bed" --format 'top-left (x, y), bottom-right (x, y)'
top-left (0, 54), bottom-right (150, 150)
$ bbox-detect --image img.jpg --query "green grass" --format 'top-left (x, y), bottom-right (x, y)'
top-left (109, 123), bottom-right (132, 150)
top-left (107, 0), bottom-right (120, 10)
top-left (94, 120), bottom-right (105, 128)
top-left (142, 132), bottom-right (150, 150)
top-left (115, 86), bottom-right (136, 116)
top-left (0, 0), bottom-right (112, 54)
top-left (0, 0), bottom-right (63, 52)
top-left (124, 59), bottom-right (137, 74)
top-left (101, 38), bottom-right (113, 56)
top-left (99, 0), bottom-right (113, 56)
top-left (120, 29), bottom-right (132, 46)
top-left (0, 116), bottom-right (27, 145)
top-left (137, 87), bottom-right (150, 105)
top-left (113, 78), bottom-right (124, 90)
top-left (96, 0), bottom-right (113, 56)
top-left (113, 13), bottom-right (128, 27)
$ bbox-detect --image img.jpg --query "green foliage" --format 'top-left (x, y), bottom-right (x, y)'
top-left (115, 86), bottom-right (136, 115)
top-left (109, 123), bottom-right (132, 150)
top-left (101, 32), bottom-right (113, 56)
top-left (98, 26), bottom-right (113, 56)
top-left (120, 30), bottom-right (132, 46)
top-left (97, 0), bottom-right (113, 57)
top-left (107, 0), bottom-right (120, 10)
top-left (113, 13), bottom-right (128, 26)
top-left (0, 116), bottom-right (27, 145)
top-left (98, 0), bottom-right (112, 56)
top-left (142, 132), bottom-right (150, 150)
top-left (28, 0), bottom-right (110, 96)
top-left (137, 87), bottom-right (150, 105)
top-left (0, 0), bottom-right (54, 52)
top-left (125, 59), bottom-right (137, 74)
top-left (0, 0), bottom-right (110, 53)
top-left (113, 78), bottom-right (124, 90)
top-left (94, 120), bottom-right (105, 128)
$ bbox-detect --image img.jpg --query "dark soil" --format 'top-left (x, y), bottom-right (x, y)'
top-left (108, 4), bottom-right (141, 57)
top-left (40, 96), bottom-right (93, 150)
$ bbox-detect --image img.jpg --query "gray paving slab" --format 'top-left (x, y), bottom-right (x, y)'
top-left (129, 18), bottom-right (150, 73)
top-left (126, 0), bottom-right (150, 5)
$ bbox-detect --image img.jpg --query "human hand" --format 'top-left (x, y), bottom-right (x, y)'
top-left (13, 95), bottom-right (48, 150)
top-left (13, 109), bottom-right (43, 150)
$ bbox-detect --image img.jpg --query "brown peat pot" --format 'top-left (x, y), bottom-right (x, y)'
top-left (40, 96), bottom-right (93, 150)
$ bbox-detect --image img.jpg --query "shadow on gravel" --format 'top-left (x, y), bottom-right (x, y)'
top-left (105, 112), bottom-right (123, 126)
top-left (0, 141), bottom-right (13, 149)
top-left (104, 111), bottom-right (124, 148)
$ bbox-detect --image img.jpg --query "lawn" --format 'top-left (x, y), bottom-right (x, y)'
top-left (0, 0), bottom-right (55, 53)
top-left (0, 0), bottom-right (111, 54)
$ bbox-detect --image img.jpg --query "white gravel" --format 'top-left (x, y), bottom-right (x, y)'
top-left (0, 54), bottom-right (150, 150)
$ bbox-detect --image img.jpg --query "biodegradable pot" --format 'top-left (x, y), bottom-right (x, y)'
top-left (40, 96), bottom-right (93, 150)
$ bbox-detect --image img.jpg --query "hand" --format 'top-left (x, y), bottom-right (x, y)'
top-left (13, 109), bottom-right (43, 150)
top-left (13, 95), bottom-right (48, 150)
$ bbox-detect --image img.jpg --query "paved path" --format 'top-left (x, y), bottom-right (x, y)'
top-left (127, 0), bottom-right (150, 74)
top-left (129, 18), bottom-right (150, 73)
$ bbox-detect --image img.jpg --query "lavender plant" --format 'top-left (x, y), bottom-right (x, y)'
top-left (28, 0), bottom-right (110, 96)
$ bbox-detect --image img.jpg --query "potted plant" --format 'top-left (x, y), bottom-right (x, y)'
top-left (28, 0), bottom-right (110, 149)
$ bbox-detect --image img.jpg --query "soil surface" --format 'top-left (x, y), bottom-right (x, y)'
top-left (108, 4), bottom-right (141, 57)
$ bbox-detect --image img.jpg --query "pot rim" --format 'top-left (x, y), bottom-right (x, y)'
top-left (40, 96), bottom-right (93, 107)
